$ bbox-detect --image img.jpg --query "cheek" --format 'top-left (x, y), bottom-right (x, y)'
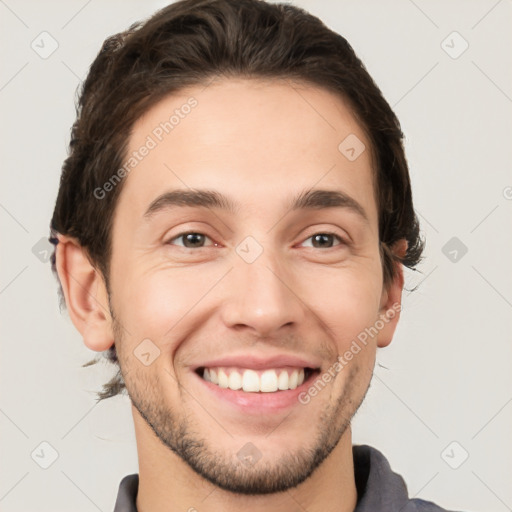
top-left (116, 266), bottom-right (219, 349)
top-left (303, 265), bottom-right (382, 350)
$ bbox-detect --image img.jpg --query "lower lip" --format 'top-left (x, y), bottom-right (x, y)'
top-left (193, 370), bottom-right (320, 414)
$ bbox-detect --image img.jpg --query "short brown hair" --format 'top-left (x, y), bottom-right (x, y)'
top-left (50, 0), bottom-right (424, 399)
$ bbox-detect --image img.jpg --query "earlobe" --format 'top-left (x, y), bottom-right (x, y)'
top-left (55, 234), bottom-right (114, 352)
top-left (377, 239), bottom-right (407, 348)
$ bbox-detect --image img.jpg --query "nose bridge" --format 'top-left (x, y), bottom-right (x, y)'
top-left (221, 236), bottom-right (304, 336)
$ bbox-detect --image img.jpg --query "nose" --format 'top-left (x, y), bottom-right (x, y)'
top-left (220, 246), bottom-right (305, 338)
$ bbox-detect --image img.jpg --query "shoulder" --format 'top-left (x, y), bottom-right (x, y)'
top-left (113, 473), bottom-right (139, 512)
top-left (352, 444), bottom-right (464, 512)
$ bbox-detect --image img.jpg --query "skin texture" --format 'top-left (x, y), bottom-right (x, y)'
top-left (56, 78), bottom-right (406, 512)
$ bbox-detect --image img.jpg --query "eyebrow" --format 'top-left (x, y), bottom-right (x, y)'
top-left (143, 187), bottom-right (369, 223)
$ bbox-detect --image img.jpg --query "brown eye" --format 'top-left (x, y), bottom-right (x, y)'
top-left (301, 232), bottom-right (344, 249)
top-left (168, 232), bottom-right (213, 248)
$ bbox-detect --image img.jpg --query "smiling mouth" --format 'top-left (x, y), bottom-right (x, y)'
top-left (195, 366), bottom-right (319, 393)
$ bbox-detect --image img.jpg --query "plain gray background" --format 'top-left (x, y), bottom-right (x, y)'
top-left (1, 0), bottom-right (511, 510)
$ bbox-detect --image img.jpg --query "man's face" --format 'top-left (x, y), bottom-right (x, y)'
top-left (107, 78), bottom-right (393, 494)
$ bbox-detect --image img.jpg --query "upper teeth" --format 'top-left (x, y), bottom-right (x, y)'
top-left (202, 367), bottom-right (305, 392)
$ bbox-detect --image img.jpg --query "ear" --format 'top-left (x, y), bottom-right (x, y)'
top-left (55, 234), bottom-right (114, 352)
top-left (377, 239), bottom-right (407, 348)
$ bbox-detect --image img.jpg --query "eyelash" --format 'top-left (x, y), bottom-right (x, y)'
top-left (166, 231), bottom-right (347, 249)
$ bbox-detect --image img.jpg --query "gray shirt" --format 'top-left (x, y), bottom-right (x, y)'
top-left (113, 444), bottom-right (460, 511)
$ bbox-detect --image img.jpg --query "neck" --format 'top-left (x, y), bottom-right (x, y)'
top-left (133, 408), bottom-right (358, 512)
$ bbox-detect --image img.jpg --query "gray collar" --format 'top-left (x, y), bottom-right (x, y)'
top-left (113, 444), bottom-right (454, 511)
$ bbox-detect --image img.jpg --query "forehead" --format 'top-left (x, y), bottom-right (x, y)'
top-left (116, 78), bottom-right (377, 226)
